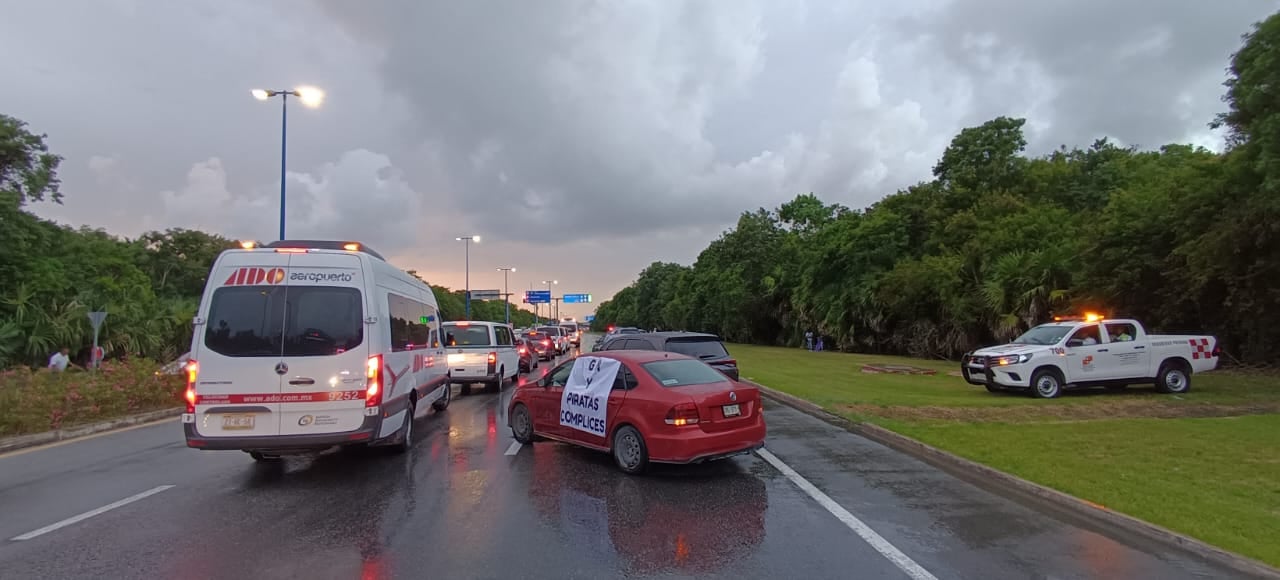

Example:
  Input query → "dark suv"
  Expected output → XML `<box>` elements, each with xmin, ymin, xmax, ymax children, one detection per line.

<box><xmin>593</xmin><ymin>332</ymin><xmax>739</xmax><ymax>381</ymax></box>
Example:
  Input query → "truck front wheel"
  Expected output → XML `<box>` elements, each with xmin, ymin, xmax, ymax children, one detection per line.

<box><xmin>1155</xmin><ymin>361</ymin><xmax>1191</xmax><ymax>394</ymax></box>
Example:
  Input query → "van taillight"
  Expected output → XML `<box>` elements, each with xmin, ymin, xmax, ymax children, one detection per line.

<box><xmin>184</xmin><ymin>360</ymin><xmax>198</xmax><ymax>413</ymax></box>
<box><xmin>664</xmin><ymin>402</ymin><xmax>700</xmax><ymax>426</ymax></box>
<box><xmin>366</xmin><ymin>355</ymin><xmax>383</xmax><ymax>408</ymax></box>
<box><xmin>487</xmin><ymin>352</ymin><xmax>497</xmax><ymax>364</ymax></box>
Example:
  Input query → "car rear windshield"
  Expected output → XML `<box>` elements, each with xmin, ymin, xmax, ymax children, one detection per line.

<box><xmin>203</xmin><ymin>286</ymin><xmax>364</xmax><ymax>357</ymax></box>
<box><xmin>664</xmin><ymin>338</ymin><xmax>729</xmax><ymax>360</ymax></box>
<box><xmin>443</xmin><ymin>325</ymin><xmax>492</xmax><ymax>347</ymax></box>
<box><xmin>642</xmin><ymin>359</ymin><xmax>728</xmax><ymax>387</ymax></box>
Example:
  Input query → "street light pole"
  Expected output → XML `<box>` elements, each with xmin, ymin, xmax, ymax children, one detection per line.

<box><xmin>456</xmin><ymin>236</ymin><xmax>481</xmax><ymax>319</ymax></box>
<box><xmin>497</xmin><ymin>267</ymin><xmax>516</xmax><ymax>324</ymax></box>
<box><xmin>541</xmin><ymin>279</ymin><xmax>557</xmax><ymax>324</ymax></box>
<box><xmin>252</xmin><ymin>86</ymin><xmax>324</xmax><ymax>241</ymax></box>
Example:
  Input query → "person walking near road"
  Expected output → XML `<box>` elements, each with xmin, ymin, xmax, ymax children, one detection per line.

<box><xmin>48</xmin><ymin>347</ymin><xmax>71</xmax><ymax>372</ymax></box>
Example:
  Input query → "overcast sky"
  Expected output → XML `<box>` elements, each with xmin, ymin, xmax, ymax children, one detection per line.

<box><xmin>2</xmin><ymin>0</ymin><xmax>1274</xmax><ymax>320</ymax></box>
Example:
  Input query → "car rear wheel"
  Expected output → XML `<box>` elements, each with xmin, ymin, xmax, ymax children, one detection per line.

<box><xmin>1155</xmin><ymin>362</ymin><xmax>1191</xmax><ymax>394</ymax></box>
<box><xmin>391</xmin><ymin>402</ymin><xmax>415</xmax><ymax>454</ymax></box>
<box><xmin>432</xmin><ymin>383</ymin><xmax>451</xmax><ymax>412</ymax></box>
<box><xmin>510</xmin><ymin>403</ymin><xmax>534</xmax><ymax>444</ymax></box>
<box><xmin>611</xmin><ymin>425</ymin><xmax>650</xmax><ymax>475</ymax></box>
<box><xmin>459</xmin><ymin>382</ymin><xmax>472</xmax><ymax>396</ymax></box>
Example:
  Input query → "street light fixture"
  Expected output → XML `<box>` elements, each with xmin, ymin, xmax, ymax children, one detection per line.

<box><xmin>497</xmin><ymin>267</ymin><xmax>516</xmax><ymax>324</ymax></box>
<box><xmin>251</xmin><ymin>86</ymin><xmax>325</xmax><ymax>241</ymax></box>
<box><xmin>456</xmin><ymin>236</ymin><xmax>481</xmax><ymax>319</ymax></box>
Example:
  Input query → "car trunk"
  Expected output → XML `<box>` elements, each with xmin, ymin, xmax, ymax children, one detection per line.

<box><xmin>193</xmin><ymin>252</ymin><xmax>369</xmax><ymax>439</ymax></box>
<box><xmin>676</xmin><ymin>382</ymin><xmax>761</xmax><ymax>433</ymax></box>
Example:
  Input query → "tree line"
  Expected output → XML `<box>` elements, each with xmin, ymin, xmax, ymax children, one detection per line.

<box><xmin>593</xmin><ymin>12</ymin><xmax>1280</xmax><ymax>364</ymax></box>
<box><xmin>0</xmin><ymin>114</ymin><xmax>536</xmax><ymax>368</ymax></box>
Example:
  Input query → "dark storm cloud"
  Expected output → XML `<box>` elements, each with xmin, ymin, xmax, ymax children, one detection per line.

<box><xmin>910</xmin><ymin>0</ymin><xmax>1279</xmax><ymax>150</ymax></box>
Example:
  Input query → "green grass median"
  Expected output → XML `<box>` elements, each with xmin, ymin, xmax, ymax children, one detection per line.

<box><xmin>730</xmin><ymin>342</ymin><xmax>1280</xmax><ymax>568</ymax></box>
<box><xmin>0</xmin><ymin>360</ymin><xmax>184</xmax><ymax>438</ymax></box>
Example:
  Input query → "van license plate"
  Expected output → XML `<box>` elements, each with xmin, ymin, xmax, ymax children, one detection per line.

<box><xmin>222</xmin><ymin>414</ymin><xmax>255</xmax><ymax>430</ymax></box>
<box><xmin>722</xmin><ymin>404</ymin><xmax>741</xmax><ymax>417</ymax></box>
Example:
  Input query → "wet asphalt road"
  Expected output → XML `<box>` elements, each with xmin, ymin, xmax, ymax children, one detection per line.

<box><xmin>0</xmin><ymin>343</ymin><xmax>1258</xmax><ymax>579</ymax></box>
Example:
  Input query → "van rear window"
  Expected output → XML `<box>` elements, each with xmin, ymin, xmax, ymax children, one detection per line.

<box><xmin>204</xmin><ymin>286</ymin><xmax>364</xmax><ymax>357</ymax></box>
<box><xmin>444</xmin><ymin>325</ymin><xmax>492</xmax><ymax>347</ymax></box>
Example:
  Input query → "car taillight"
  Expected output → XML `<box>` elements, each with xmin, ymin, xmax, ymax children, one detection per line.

<box><xmin>518</xmin><ymin>346</ymin><xmax>527</xmax><ymax>354</ymax></box>
<box><xmin>719</xmin><ymin>358</ymin><xmax>737</xmax><ymax>366</ymax></box>
<box><xmin>366</xmin><ymin>355</ymin><xmax>383</xmax><ymax>408</ymax></box>
<box><xmin>184</xmin><ymin>360</ymin><xmax>198</xmax><ymax>413</ymax></box>
<box><xmin>543</xmin><ymin>340</ymin><xmax>551</xmax><ymax>346</ymax></box>
<box><xmin>664</xmin><ymin>402</ymin><xmax>700</xmax><ymax>426</ymax></box>
<box><xmin>487</xmin><ymin>352</ymin><xmax>498</xmax><ymax>364</ymax></box>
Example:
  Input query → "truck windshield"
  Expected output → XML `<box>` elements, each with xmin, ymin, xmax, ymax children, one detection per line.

<box><xmin>1012</xmin><ymin>325</ymin><xmax>1073</xmax><ymax>346</ymax></box>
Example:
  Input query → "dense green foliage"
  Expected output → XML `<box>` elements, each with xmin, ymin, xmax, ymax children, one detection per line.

<box><xmin>594</xmin><ymin>13</ymin><xmax>1280</xmax><ymax>364</ymax></box>
<box><xmin>0</xmin><ymin>116</ymin><xmax>534</xmax><ymax>368</ymax></box>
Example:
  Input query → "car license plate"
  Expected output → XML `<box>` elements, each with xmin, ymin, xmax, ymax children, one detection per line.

<box><xmin>722</xmin><ymin>404</ymin><xmax>741</xmax><ymax>417</ymax></box>
<box><xmin>222</xmin><ymin>414</ymin><xmax>255</xmax><ymax>430</ymax></box>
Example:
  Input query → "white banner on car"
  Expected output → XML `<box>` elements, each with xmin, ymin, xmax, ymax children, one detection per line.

<box><xmin>559</xmin><ymin>356</ymin><xmax>620</xmax><ymax>437</ymax></box>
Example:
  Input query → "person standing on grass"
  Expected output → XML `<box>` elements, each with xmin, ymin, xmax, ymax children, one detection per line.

<box><xmin>805</xmin><ymin>330</ymin><xmax>814</xmax><ymax>351</ymax></box>
<box><xmin>48</xmin><ymin>347</ymin><xmax>71</xmax><ymax>372</ymax></box>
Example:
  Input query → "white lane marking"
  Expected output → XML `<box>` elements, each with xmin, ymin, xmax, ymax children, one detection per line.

<box><xmin>756</xmin><ymin>449</ymin><xmax>938</xmax><ymax>580</ymax></box>
<box><xmin>11</xmin><ymin>485</ymin><xmax>176</xmax><ymax>541</ymax></box>
<box><xmin>504</xmin><ymin>441</ymin><xmax>523</xmax><ymax>456</ymax></box>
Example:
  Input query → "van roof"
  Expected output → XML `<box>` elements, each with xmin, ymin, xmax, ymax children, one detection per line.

<box><xmin>265</xmin><ymin>240</ymin><xmax>386</xmax><ymax>260</ymax></box>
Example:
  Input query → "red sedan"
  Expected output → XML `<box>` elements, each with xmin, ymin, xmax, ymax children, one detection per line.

<box><xmin>507</xmin><ymin>350</ymin><xmax>766</xmax><ymax>474</ymax></box>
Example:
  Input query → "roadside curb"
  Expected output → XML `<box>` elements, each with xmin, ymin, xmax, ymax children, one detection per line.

<box><xmin>0</xmin><ymin>407</ymin><xmax>183</xmax><ymax>454</ymax></box>
<box><xmin>745</xmin><ymin>379</ymin><xmax>1280</xmax><ymax>580</ymax></box>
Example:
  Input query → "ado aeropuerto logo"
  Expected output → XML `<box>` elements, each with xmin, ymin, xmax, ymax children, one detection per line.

<box><xmin>223</xmin><ymin>267</ymin><xmax>286</xmax><ymax>286</ymax></box>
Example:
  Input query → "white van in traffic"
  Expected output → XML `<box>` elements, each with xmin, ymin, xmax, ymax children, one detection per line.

<box><xmin>440</xmin><ymin>321</ymin><xmax>520</xmax><ymax>395</ymax></box>
<box><xmin>183</xmin><ymin>240</ymin><xmax>451</xmax><ymax>461</ymax></box>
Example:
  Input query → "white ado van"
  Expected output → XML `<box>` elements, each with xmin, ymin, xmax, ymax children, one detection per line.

<box><xmin>440</xmin><ymin>321</ymin><xmax>520</xmax><ymax>395</ymax></box>
<box><xmin>183</xmin><ymin>240</ymin><xmax>451</xmax><ymax>461</ymax></box>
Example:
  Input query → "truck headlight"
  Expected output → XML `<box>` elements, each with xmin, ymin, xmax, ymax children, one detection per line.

<box><xmin>994</xmin><ymin>353</ymin><xmax>1033</xmax><ymax>366</ymax></box>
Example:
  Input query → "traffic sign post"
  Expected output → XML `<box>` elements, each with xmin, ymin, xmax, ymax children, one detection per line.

<box><xmin>562</xmin><ymin>293</ymin><xmax>592</xmax><ymax>304</ymax></box>
<box><xmin>87</xmin><ymin>311</ymin><xmax>108</xmax><ymax>370</ymax></box>
<box><xmin>584</xmin><ymin>315</ymin><xmax>595</xmax><ymax>323</ymax></box>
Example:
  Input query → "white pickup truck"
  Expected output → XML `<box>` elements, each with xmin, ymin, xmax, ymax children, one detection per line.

<box><xmin>962</xmin><ymin>317</ymin><xmax>1220</xmax><ymax>398</ymax></box>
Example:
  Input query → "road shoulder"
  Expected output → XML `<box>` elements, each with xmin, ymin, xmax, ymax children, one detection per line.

<box><xmin>747</xmin><ymin>379</ymin><xmax>1280</xmax><ymax>580</ymax></box>
<box><xmin>0</xmin><ymin>407</ymin><xmax>183</xmax><ymax>455</ymax></box>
